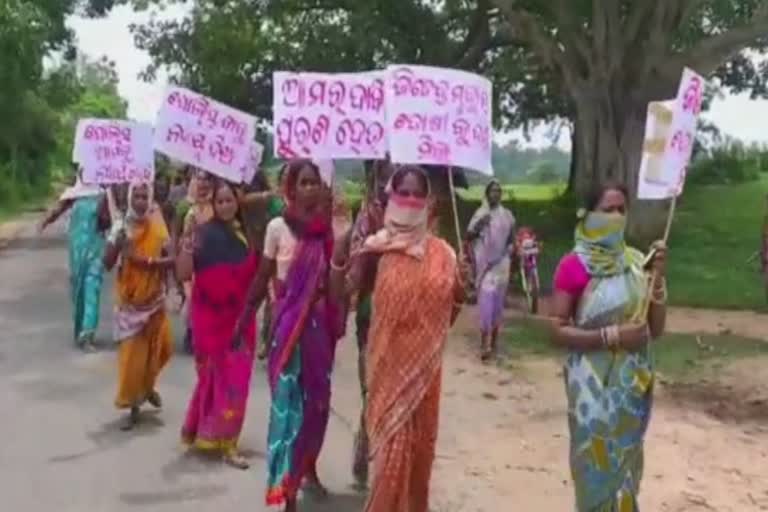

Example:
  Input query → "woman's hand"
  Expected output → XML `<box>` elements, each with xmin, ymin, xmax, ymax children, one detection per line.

<box><xmin>332</xmin><ymin>228</ymin><xmax>352</xmax><ymax>268</ymax></box>
<box><xmin>650</xmin><ymin>240</ymin><xmax>667</xmax><ymax>276</ymax></box>
<box><xmin>619</xmin><ymin>323</ymin><xmax>651</xmax><ymax>352</ymax></box>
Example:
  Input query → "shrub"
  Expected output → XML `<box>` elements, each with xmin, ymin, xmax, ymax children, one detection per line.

<box><xmin>689</xmin><ymin>141</ymin><xmax>762</xmax><ymax>185</ymax></box>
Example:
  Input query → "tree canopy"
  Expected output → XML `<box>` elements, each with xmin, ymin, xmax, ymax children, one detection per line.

<box><xmin>0</xmin><ymin>0</ymin><xmax>127</xmax><ymax>204</ymax></box>
<box><xmin>89</xmin><ymin>3</ymin><xmax>768</xmax><ymax>211</ymax></box>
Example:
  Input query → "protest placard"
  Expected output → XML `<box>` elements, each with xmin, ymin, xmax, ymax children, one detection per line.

<box><xmin>73</xmin><ymin>119</ymin><xmax>154</xmax><ymax>184</ymax></box>
<box><xmin>240</xmin><ymin>141</ymin><xmax>265</xmax><ymax>185</ymax></box>
<box><xmin>273</xmin><ymin>71</ymin><xmax>387</xmax><ymax>160</ymax></box>
<box><xmin>638</xmin><ymin>68</ymin><xmax>704</xmax><ymax>200</ymax></box>
<box><xmin>154</xmin><ymin>86</ymin><xmax>256</xmax><ymax>182</ymax></box>
<box><xmin>384</xmin><ymin>65</ymin><xmax>493</xmax><ymax>175</ymax></box>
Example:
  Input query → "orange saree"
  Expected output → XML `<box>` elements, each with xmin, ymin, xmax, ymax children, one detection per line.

<box><xmin>365</xmin><ymin>236</ymin><xmax>457</xmax><ymax>512</ymax></box>
<box><xmin>114</xmin><ymin>211</ymin><xmax>173</xmax><ymax>409</ymax></box>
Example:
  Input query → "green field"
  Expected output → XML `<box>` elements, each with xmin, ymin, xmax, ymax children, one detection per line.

<box><xmin>452</xmin><ymin>179</ymin><xmax>768</xmax><ymax>310</ymax></box>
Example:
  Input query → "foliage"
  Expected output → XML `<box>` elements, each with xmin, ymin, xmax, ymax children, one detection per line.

<box><xmin>689</xmin><ymin>140</ymin><xmax>768</xmax><ymax>185</ymax></box>
<box><xmin>0</xmin><ymin>0</ymin><xmax>127</xmax><ymax>209</ymax></box>
<box><xmin>91</xmin><ymin>1</ymin><xmax>768</xmax><ymax>197</ymax></box>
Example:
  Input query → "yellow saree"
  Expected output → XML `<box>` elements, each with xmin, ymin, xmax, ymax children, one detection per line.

<box><xmin>114</xmin><ymin>211</ymin><xmax>173</xmax><ymax>409</ymax></box>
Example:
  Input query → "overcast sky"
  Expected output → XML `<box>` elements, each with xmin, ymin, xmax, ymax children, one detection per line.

<box><xmin>67</xmin><ymin>4</ymin><xmax>768</xmax><ymax>150</ymax></box>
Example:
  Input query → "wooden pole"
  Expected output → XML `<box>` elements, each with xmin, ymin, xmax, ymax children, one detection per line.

<box><xmin>447</xmin><ymin>167</ymin><xmax>464</xmax><ymax>260</ymax></box>
<box><xmin>638</xmin><ymin>195</ymin><xmax>677</xmax><ymax>321</ymax></box>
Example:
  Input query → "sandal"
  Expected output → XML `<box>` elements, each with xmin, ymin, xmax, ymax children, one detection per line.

<box><xmin>224</xmin><ymin>452</ymin><xmax>250</xmax><ymax>470</ymax></box>
<box><xmin>121</xmin><ymin>406</ymin><xmax>140</xmax><ymax>431</ymax></box>
<box><xmin>147</xmin><ymin>390</ymin><xmax>162</xmax><ymax>409</ymax></box>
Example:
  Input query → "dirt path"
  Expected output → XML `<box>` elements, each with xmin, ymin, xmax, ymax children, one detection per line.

<box><xmin>431</xmin><ymin>312</ymin><xmax>768</xmax><ymax>512</ymax></box>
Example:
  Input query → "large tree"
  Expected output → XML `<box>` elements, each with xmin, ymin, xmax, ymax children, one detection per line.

<box><xmin>99</xmin><ymin>1</ymin><xmax>768</xmax><ymax>231</ymax></box>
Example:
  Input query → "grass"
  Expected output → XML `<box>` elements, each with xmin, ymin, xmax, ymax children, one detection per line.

<box><xmin>450</xmin><ymin>178</ymin><xmax>768</xmax><ymax>309</ymax></box>
<box><xmin>503</xmin><ymin>318</ymin><xmax>768</xmax><ymax>379</ymax></box>
<box><xmin>0</xmin><ymin>194</ymin><xmax>50</xmax><ymax>223</ymax></box>
<box><xmin>665</xmin><ymin>179</ymin><xmax>768</xmax><ymax>310</ymax></box>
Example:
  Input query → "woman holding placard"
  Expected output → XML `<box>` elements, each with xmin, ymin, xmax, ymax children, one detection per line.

<box><xmin>330</xmin><ymin>165</ymin><xmax>468</xmax><ymax>512</ymax></box>
<box><xmin>465</xmin><ymin>179</ymin><xmax>515</xmax><ymax>362</ymax></box>
<box><xmin>234</xmin><ymin>159</ymin><xmax>344</xmax><ymax>510</ymax></box>
<box><xmin>550</xmin><ymin>183</ymin><xmax>668</xmax><ymax>512</ymax></box>
<box><xmin>177</xmin><ymin>178</ymin><xmax>258</xmax><ymax>469</ymax></box>
<box><xmin>103</xmin><ymin>182</ymin><xmax>174</xmax><ymax>430</ymax></box>
<box><xmin>40</xmin><ymin>166</ymin><xmax>110</xmax><ymax>352</ymax></box>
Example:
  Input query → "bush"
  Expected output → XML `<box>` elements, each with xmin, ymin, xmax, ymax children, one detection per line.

<box><xmin>689</xmin><ymin>141</ymin><xmax>764</xmax><ymax>185</ymax></box>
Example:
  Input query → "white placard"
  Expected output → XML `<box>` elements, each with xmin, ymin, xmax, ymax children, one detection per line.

<box><xmin>385</xmin><ymin>65</ymin><xmax>493</xmax><ymax>175</ymax></box>
<box><xmin>240</xmin><ymin>141</ymin><xmax>265</xmax><ymax>184</ymax></box>
<box><xmin>638</xmin><ymin>68</ymin><xmax>704</xmax><ymax>199</ymax></box>
<box><xmin>273</xmin><ymin>71</ymin><xmax>387</xmax><ymax>160</ymax></box>
<box><xmin>154</xmin><ymin>86</ymin><xmax>256</xmax><ymax>182</ymax></box>
<box><xmin>73</xmin><ymin>119</ymin><xmax>154</xmax><ymax>184</ymax></box>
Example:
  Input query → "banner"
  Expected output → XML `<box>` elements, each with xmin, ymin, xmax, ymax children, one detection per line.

<box><xmin>638</xmin><ymin>67</ymin><xmax>704</xmax><ymax>199</ymax></box>
<box><xmin>384</xmin><ymin>65</ymin><xmax>493</xmax><ymax>175</ymax></box>
<box><xmin>273</xmin><ymin>71</ymin><xmax>387</xmax><ymax>160</ymax></box>
<box><xmin>73</xmin><ymin>119</ymin><xmax>154</xmax><ymax>184</ymax></box>
<box><xmin>154</xmin><ymin>86</ymin><xmax>256</xmax><ymax>182</ymax></box>
<box><xmin>240</xmin><ymin>141</ymin><xmax>265</xmax><ymax>185</ymax></box>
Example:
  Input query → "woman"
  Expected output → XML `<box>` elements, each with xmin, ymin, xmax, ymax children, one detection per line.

<box><xmin>550</xmin><ymin>183</ymin><xmax>667</xmax><ymax>511</ymax></box>
<box><xmin>177</xmin><ymin>170</ymin><xmax>214</xmax><ymax>353</ymax></box>
<box><xmin>40</xmin><ymin>168</ymin><xmax>109</xmax><ymax>351</ymax></box>
<box><xmin>238</xmin><ymin>168</ymin><xmax>286</xmax><ymax>361</ymax></box>
<box><xmin>177</xmin><ymin>179</ymin><xmax>259</xmax><ymax>469</ymax></box>
<box><xmin>331</xmin><ymin>165</ymin><xmax>466</xmax><ymax>512</ymax></box>
<box><xmin>235</xmin><ymin>159</ymin><xmax>343</xmax><ymax>511</ymax></box>
<box><xmin>104</xmin><ymin>183</ymin><xmax>174</xmax><ymax>431</ymax></box>
<box><xmin>346</xmin><ymin>158</ymin><xmax>393</xmax><ymax>488</ymax></box>
<box><xmin>466</xmin><ymin>179</ymin><xmax>515</xmax><ymax>361</ymax></box>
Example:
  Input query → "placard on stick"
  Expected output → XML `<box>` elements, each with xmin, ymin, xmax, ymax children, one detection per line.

<box><xmin>272</xmin><ymin>71</ymin><xmax>387</xmax><ymax>160</ymax></box>
<box><xmin>154</xmin><ymin>86</ymin><xmax>256</xmax><ymax>183</ymax></box>
<box><xmin>638</xmin><ymin>68</ymin><xmax>704</xmax><ymax>200</ymax></box>
<box><xmin>384</xmin><ymin>64</ymin><xmax>493</xmax><ymax>176</ymax></box>
<box><xmin>73</xmin><ymin>119</ymin><xmax>155</xmax><ymax>184</ymax></box>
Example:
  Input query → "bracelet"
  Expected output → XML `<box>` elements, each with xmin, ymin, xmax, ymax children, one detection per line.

<box><xmin>600</xmin><ymin>325</ymin><xmax>620</xmax><ymax>350</ymax></box>
<box><xmin>330</xmin><ymin>259</ymin><xmax>349</xmax><ymax>272</ymax></box>
<box><xmin>651</xmin><ymin>278</ymin><xmax>668</xmax><ymax>305</ymax></box>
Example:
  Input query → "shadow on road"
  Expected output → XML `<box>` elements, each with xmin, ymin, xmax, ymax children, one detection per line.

<box><xmin>299</xmin><ymin>491</ymin><xmax>366</xmax><ymax>512</ymax></box>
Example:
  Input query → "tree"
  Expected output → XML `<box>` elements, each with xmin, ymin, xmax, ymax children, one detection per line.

<box><xmin>99</xmin><ymin>1</ymin><xmax>768</xmax><ymax>233</ymax></box>
<box><xmin>0</xmin><ymin>0</ymin><xmax>127</xmax><ymax>202</ymax></box>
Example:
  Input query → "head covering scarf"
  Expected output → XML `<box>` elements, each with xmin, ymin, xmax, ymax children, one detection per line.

<box><xmin>573</xmin><ymin>210</ymin><xmax>628</xmax><ymax>277</ymax></box>
<box><xmin>362</xmin><ymin>166</ymin><xmax>431</xmax><ymax>259</ymax></box>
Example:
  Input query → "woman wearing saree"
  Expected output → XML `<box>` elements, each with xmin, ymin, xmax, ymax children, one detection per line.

<box><xmin>104</xmin><ymin>183</ymin><xmax>174</xmax><ymax>430</ymax></box>
<box><xmin>178</xmin><ymin>170</ymin><xmax>214</xmax><ymax>353</ymax></box>
<box><xmin>550</xmin><ymin>183</ymin><xmax>668</xmax><ymax>511</ymax></box>
<box><xmin>235</xmin><ymin>159</ymin><xmax>343</xmax><ymax>512</ymax></box>
<box><xmin>40</xmin><ymin>170</ymin><xmax>109</xmax><ymax>351</ymax></box>
<box><xmin>177</xmin><ymin>179</ymin><xmax>259</xmax><ymax>470</ymax></box>
<box><xmin>466</xmin><ymin>179</ymin><xmax>515</xmax><ymax>361</ymax></box>
<box><xmin>331</xmin><ymin>165</ymin><xmax>467</xmax><ymax>512</ymax></box>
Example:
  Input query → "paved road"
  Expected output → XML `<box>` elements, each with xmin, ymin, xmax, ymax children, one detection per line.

<box><xmin>0</xmin><ymin>222</ymin><xmax>366</xmax><ymax>512</ymax></box>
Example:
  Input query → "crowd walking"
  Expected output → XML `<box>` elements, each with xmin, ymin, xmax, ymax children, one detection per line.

<box><xmin>35</xmin><ymin>155</ymin><xmax>670</xmax><ymax>512</ymax></box>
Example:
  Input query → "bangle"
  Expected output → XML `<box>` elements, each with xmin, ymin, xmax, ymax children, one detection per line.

<box><xmin>651</xmin><ymin>278</ymin><xmax>668</xmax><ymax>305</ymax></box>
<box><xmin>607</xmin><ymin>325</ymin><xmax>620</xmax><ymax>349</ymax></box>
<box><xmin>330</xmin><ymin>259</ymin><xmax>348</xmax><ymax>272</ymax></box>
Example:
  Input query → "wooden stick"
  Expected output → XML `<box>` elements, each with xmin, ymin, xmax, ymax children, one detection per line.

<box><xmin>638</xmin><ymin>195</ymin><xmax>677</xmax><ymax>321</ymax></box>
<box><xmin>447</xmin><ymin>167</ymin><xmax>464</xmax><ymax>260</ymax></box>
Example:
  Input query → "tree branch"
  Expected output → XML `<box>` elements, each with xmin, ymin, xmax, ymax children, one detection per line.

<box><xmin>455</xmin><ymin>0</ymin><xmax>496</xmax><ymax>69</ymax></box>
<box><xmin>683</xmin><ymin>4</ymin><xmax>768</xmax><ymax>75</ymax></box>
<box><xmin>492</xmin><ymin>0</ymin><xmax>584</xmax><ymax>89</ymax></box>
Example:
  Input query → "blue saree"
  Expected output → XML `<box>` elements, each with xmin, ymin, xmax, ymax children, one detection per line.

<box><xmin>68</xmin><ymin>196</ymin><xmax>105</xmax><ymax>346</ymax></box>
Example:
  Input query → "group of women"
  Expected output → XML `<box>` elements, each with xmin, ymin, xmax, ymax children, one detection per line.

<box><xmin>40</xmin><ymin>157</ymin><xmax>669</xmax><ymax>512</ymax></box>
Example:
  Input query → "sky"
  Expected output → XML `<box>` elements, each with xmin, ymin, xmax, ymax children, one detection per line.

<box><xmin>67</xmin><ymin>4</ymin><xmax>768</xmax><ymax>150</ymax></box>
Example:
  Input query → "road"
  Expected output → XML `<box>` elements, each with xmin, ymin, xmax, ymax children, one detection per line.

<box><xmin>0</xmin><ymin>221</ymin><xmax>367</xmax><ymax>512</ymax></box>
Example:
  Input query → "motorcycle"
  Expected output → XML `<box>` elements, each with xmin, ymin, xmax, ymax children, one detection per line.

<box><xmin>514</xmin><ymin>227</ymin><xmax>541</xmax><ymax>314</ymax></box>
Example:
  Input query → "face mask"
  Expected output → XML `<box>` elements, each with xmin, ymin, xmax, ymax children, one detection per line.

<box><xmin>583</xmin><ymin>211</ymin><xmax>627</xmax><ymax>245</ymax></box>
<box><xmin>385</xmin><ymin>193</ymin><xmax>428</xmax><ymax>229</ymax></box>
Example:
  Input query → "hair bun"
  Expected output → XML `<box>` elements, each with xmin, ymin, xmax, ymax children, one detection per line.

<box><xmin>576</xmin><ymin>208</ymin><xmax>587</xmax><ymax>219</ymax></box>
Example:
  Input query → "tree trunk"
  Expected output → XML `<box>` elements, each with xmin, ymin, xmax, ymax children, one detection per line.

<box><xmin>569</xmin><ymin>86</ymin><xmax>671</xmax><ymax>245</ymax></box>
